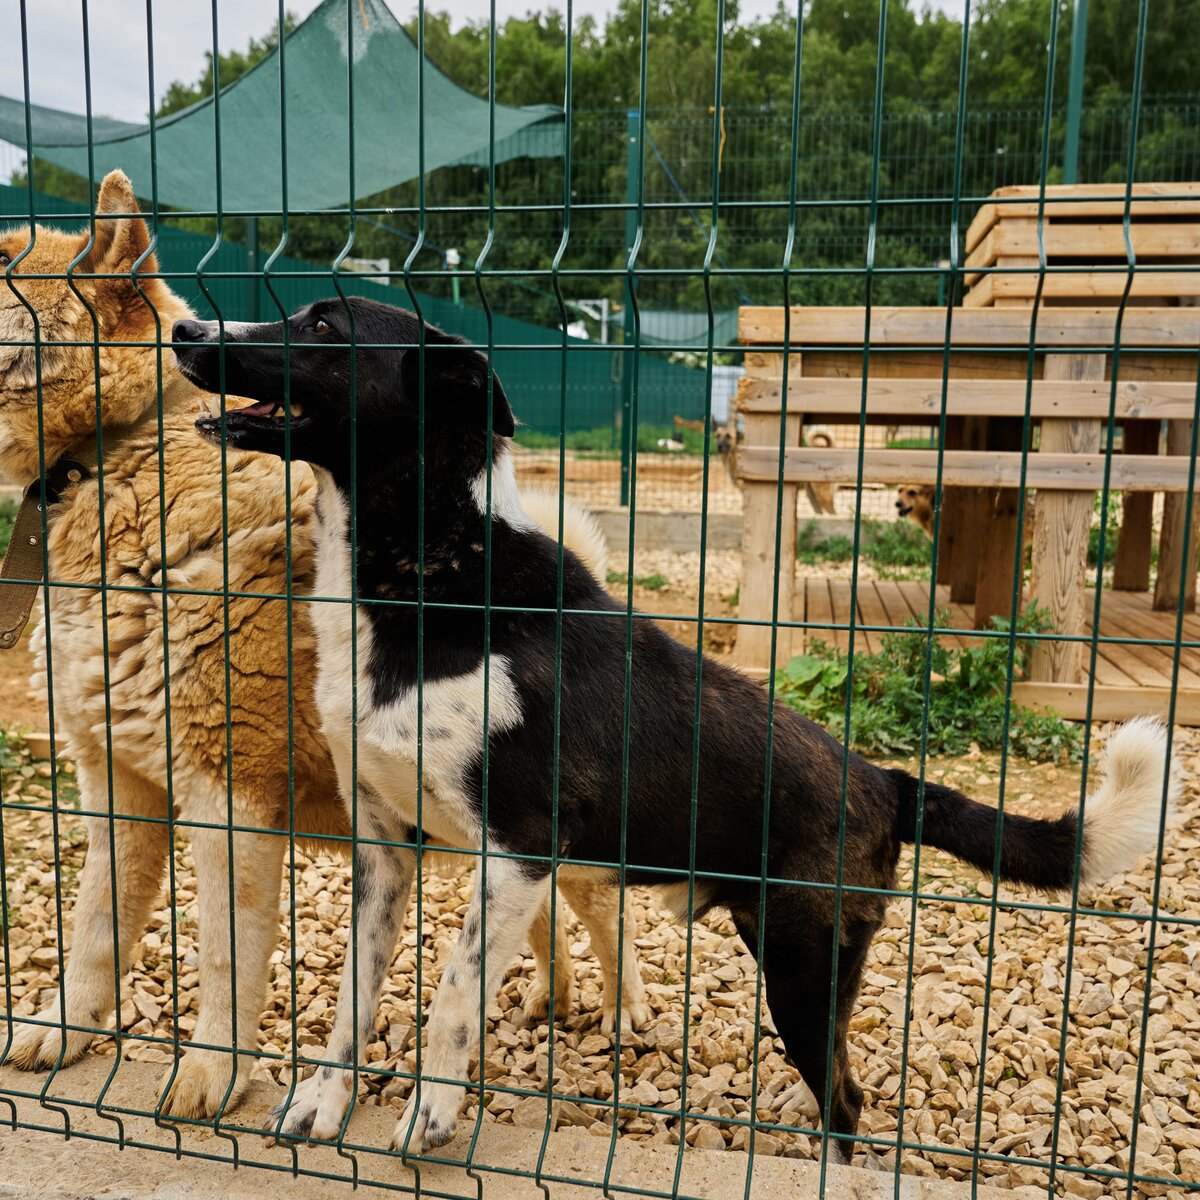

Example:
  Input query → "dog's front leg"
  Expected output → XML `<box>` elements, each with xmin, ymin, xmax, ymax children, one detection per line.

<box><xmin>5</xmin><ymin>760</ymin><xmax>168</xmax><ymax>1072</ymax></box>
<box><xmin>265</xmin><ymin>792</ymin><xmax>417</xmax><ymax>1143</ymax></box>
<box><xmin>160</xmin><ymin>786</ymin><xmax>287</xmax><ymax>1121</ymax></box>
<box><xmin>395</xmin><ymin>852</ymin><xmax>549</xmax><ymax>1154</ymax></box>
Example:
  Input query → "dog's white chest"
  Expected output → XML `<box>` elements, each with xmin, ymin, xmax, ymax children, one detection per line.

<box><xmin>309</xmin><ymin>474</ymin><xmax>523</xmax><ymax>846</ymax></box>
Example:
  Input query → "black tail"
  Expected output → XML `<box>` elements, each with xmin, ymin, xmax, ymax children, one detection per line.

<box><xmin>889</xmin><ymin>769</ymin><xmax>1079</xmax><ymax>889</ymax></box>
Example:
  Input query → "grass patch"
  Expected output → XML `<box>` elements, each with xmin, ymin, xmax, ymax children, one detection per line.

<box><xmin>512</xmin><ymin>424</ymin><xmax>712</xmax><ymax>459</ymax></box>
<box><xmin>797</xmin><ymin>518</ymin><xmax>931</xmax><ymax>574</ymax></box>
<box><xmin>0</xmin><ymin>498</ymin><xmax>17</xmax><ymax>558</ymax></box>
<box><xmin>774</xmin><ymin>605</ymin><xmax>1081</xmax><ymax>763</ymax></box>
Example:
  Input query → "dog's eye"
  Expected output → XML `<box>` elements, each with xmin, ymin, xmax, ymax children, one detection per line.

<box><xmin>313</xmin><ymin>317</ymin><xmax>331</xmax><ymax>334</ymax></box>
<box><xmin>0</xmin><ymin>251</ymin><xmax>11</xmax><ymax>268</ymax></box>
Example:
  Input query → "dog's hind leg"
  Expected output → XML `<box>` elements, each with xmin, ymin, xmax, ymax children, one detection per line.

<box><xmin>521</xmin><ymin>891</ymin><xmax>575</xmax><ymax>1026</ymax></box>
<box><xmin>5</xmin><ymin>759</ymin><xmax>168</xmax><ymax>1072</ymax></box>
<box><xmin>558</xmin><ymin>872</ymin><xmax>650</xmax><ymax>1035</ymax></box>
<box><xmin>265</xmin><ymin>790</ymin><xmax>417</xmax><ymax>1143</ymax></box>
<box><xmin>395</xmin><ymin>852</ymin><xmax>549</xmax><ymax>1154</ymax></box>
<box><xmin>734</xmin><ymin>905</ymin><xmax>873</xmax><ymax>1166</ymax></box>
<box><xmin>160</xmin><ymin>780</ymin><xmax>288</xmax><ymax>1121</ymax></box>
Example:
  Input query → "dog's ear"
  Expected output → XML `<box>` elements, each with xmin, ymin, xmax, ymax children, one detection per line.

<box><xmin>404</xmin><ymin>338</ymin><xmax>515</xmax><ymax>438</ymax></box>
<box><xmin>78</xmin><ymin>170</ymin><xmax>158</xmax><ymax>278</ymax></box>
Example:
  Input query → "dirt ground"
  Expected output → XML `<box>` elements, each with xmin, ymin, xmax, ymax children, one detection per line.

<box><xmin>1</xmin><ymin>570</ymin><xmax>1197</xmax><ymax>1196</ymax></box>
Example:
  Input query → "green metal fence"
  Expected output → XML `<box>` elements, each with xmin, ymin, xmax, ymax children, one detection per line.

<box><xmin>0</xmin><ymin>1</ymin><xmax>1194</xmax><ymax>1198</ymax></box>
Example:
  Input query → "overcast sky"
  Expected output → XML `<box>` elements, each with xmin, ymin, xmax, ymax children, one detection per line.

<box><xmin>0</xmin><ymin>0</ymin><xmax>964</xmax><ymax>123</ymax></box>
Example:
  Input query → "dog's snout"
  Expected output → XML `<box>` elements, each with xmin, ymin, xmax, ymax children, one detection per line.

<box><xmin>172</xmin><ymin>319</ymin><xmax>209</xmax><ymax>344</ymax></box>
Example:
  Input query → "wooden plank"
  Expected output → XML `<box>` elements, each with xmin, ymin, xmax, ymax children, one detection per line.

<box><xmin>967</xmin><ymin>222</ymin><xmax>1200</xmax><ymax>268</ymax></box>
<box><xmin>973</xmin><ymin>419</ymin><xmax>1025</xmax><ymax>631</ymax></box>
<box><xmin>1113</xmin><ymin>420</ymin><xmax>1159</xmax><ymax>592</ymax></box>
<box><xmin>734</xmin><ymin>380</ymin><xmax>801</xmax><ymax>672</ymax></box>
<box><xmin>738</xmin><ymin>376</ymin><xmax>1198</xmax><ymax>420</ymax></box>
<box><xmin>736</xmin><ymin>448</ymin><xmax>1196</xmax><ymax>491</ymax></box>
<box><xmin>990</xmin><ymin>271</ymin><xmax>1200</xmax><ymax>302</ymax></box>
<box><xmin>738</xmin><ymin>306</ymin><xmax>1200</xmax><ymax>349</ymax></box>
<box><xmin>1088</xmin><ymin>603</ymin><xmax>1200</xmax><ymax>688</ymax></box>
<box><xmin>1153</xmin><ymin>420</ymin><xmax>1200</xmax><ymax>615</ymax></box>
<box><xmin>1028</xmin><ymin>354</ymin><xmax>1104</xmax><ymax>683</ymax></box>
<box><xmin>805</xmin><ymin>576</ymin><xmax>835</xmax><ymax>653</ymax></box>
<box><xmin>827</xmin><ymin>579</ymin><xmax>853</xmax><ymax>651</ymax></box>
<box><xmin>1011</xmin><ymin>682</ymin><xmax>1200</xmax><ymax>725</ymax></box>
<box><xmin>1104</xmin><ymin>585</ymin><xmax>1200</xmax><ymax>644</ymax></box>
<box><xmin>943</xmin><ymin>416</ymin><xmax>986</xmax><ymax>603</ymax></box>
<box><xmin>964</xmin><ymin>184</ymin><xmax>1200</xmax><ymax>252</ymax></box>
<box><xmin>897</xmin><ymin>579</ymin><xmax>982</xmax><ymax>650</ymax></box>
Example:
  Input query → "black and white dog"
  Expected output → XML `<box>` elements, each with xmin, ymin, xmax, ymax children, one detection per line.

<box><xmin>174</xmin><ymin>298</ymin><xmax>1172</xmax><ymax>1162</ymax></box>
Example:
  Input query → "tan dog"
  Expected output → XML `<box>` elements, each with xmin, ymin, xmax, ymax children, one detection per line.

<box><xmin>0</xmin><ymin>171</ymin><xmax>647</xmax><ymax>1120</ymax></box>
<box><xmin>895</xmin><ymin>484</ymin><xmax>936</xmax><ymax>539</ymax></box>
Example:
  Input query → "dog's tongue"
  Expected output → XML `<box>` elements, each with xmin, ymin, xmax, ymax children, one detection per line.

<box><xmin>233</xmin><ymin>400</ymin><xmax>278</xmax><ymax>418</ymax></box>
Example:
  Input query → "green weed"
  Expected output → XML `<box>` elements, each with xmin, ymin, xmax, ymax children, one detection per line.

<box><xmin>774</xmin><ymin>606</ymin><xmax>1082</xmax><ymax>764</ymax></box>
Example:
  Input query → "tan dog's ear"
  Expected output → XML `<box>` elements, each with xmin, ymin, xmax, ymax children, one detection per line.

<box><xmin>78</xmin><ymin>170</ymin><xmax>157</xmax><ymax>277</ymax></box>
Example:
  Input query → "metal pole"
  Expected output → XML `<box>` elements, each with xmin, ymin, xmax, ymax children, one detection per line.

<box><xmin>245</xmin><ymin>214</ymin><xmax>260</xmax><ymax>321</ymax></box>
<box><xmin>620</xmin><ymin>108</ymin><xmax>639</xmax><ymax>506</ymax></box>
<box><xmin>1063</xmin><ymin>0</ymin><xmax>1089</xmax><ymax>185</ymax></box>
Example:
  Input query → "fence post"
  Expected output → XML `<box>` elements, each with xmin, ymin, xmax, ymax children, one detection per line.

<box><xmin>245</xmin><ymin>215</ymin><xmax>260</xmax><ymax>323</ymax></box>
<box><xmin>1063</xmin><ymin>0</ymin><xmax>1089</xmax><ymax>185</ymax></box>
<box><xmin>620</xmin><ymin>109</ymin><xmax>640</xmax><ymax>507</ymax></box>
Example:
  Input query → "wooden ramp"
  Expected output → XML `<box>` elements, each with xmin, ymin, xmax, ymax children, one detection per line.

<box><xmin>799</xmin><ymin>577</ymin><xmax>1200</xmax><ymax>724</ymax></box>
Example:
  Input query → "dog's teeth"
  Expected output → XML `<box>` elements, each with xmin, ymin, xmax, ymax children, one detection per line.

<box><xmin>289</xmin><ymin>404</ymin><xmax>303</xmax><ymax>419</ymax></box>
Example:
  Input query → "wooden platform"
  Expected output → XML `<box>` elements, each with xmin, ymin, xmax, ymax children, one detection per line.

<box><xmin>799</xmin><ymin>577</ymin><xmax>1200</xmax><ymax>724</ymax></box>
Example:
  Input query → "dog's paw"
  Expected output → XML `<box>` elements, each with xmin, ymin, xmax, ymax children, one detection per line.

<box><xmin>3</xmin><ymin>1004</ymin><xmax>95</xmax><ymax>1071</ymax></box>
<box><xmin>599</xmin><ymin>986</ymin><xmax>651</xmax><ymax>1037</ymax></box>
<box><xmin>392</xmin><ymin>1081</ymin><xmax>464</xmax><ymax>1154</ymax></box>
<box><xmin>159</xmin><ymin>1049</ymin><xmax>247</xmax><ymax>1121</ymax></box>
<box><xmin>263</xmin><ymin>1065</ymin><xmax>355</xmax><ymax>1144</ymax></box>
<box><xmin>521</xmin><ymin>971</ymin><xmax>574</xmax><ymax>1026</ymax></box>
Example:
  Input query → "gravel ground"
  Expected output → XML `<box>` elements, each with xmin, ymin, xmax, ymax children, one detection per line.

<box><xmin>1</xmin><ymin>724</ymin><xmax>1196</xmax><ymax>1197</ymax></box>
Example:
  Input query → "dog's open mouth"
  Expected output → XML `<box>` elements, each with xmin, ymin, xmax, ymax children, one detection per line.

<box><xmin>896</xmin><ymin>503</ymin><xmax>912</xmax><ymax>515</ymax></box>
<box><xmin>195</xmin><ymin>399</ymin><xmax>310</xmax><ymax>448</ymax></box>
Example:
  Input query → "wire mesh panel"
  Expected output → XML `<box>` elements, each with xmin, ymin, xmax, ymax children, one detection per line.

<box><xmin>0</xmin><ymin>2</ymin><xmax>1195</xmax><ymax>1198</ymax></box>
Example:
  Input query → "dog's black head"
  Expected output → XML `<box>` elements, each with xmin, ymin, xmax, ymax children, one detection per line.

<box><xmin>175</xmin><ymin>297</ymin><xmax>513</xmax><ymax>475</ymax></box>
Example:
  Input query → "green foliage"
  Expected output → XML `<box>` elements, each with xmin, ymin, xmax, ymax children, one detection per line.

<box><xmin>774</xmin><ymin>606</ymin><xmax>1082</xmax><ymax>763</ymax></box>
<box><xmin>637</xmin><ymin>572</ymin><xmax>669</xmax><ymax>591</ymax></box>
<box><xmin>0</xmin><ymin>498</ymin><xmax>16</xmax><ymax>558</ymax></box>
<box><xmin>1088</xmin><ymin>491</ymin><xmax>1122</xmax><ymax>570</ymax></box>
<box><xmin>14</xmin><ymin>2</ymin><xmax>1200</xmax><ymax>327</ymax></box>
<box><xmin>796</xmin><ymin>518</ymin><xmax>930</xmax><ymax>572</ymax></box>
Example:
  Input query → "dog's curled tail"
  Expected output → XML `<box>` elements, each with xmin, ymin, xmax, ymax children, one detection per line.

<box><xmin>889</xmin><ymin>717</ymin><xmax>1174</xmax><ymax>890</ymax></box>
<box><xmin>521</xmin><ymin>490</ymin><xmax>609</xmax><ymax>583</ymax></box>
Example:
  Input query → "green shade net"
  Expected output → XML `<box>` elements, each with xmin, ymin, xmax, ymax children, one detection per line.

<box><xmin>0</xmin><ymin>0</ymin><xmax>562</xmax><ymax>213</ymax></box>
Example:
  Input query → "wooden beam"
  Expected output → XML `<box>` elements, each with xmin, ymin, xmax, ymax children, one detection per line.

<box><xmin>736</xmin><ymin>448</ymin><xmax>1196</xmax><ymax>491</ymax></box>
<box><xmin>964</xmin><ymin>183</ymin><xmax>1200</xmax><ymax>252</ymax></box>
<box><xmin>1113</xmin><ymin>420</ymin><xmax>1160</xmax><ymax>592</ymax></box>
<box><xmin>1012</xmin><ymin>682</ymin><xmax>1200</xmax><ymax>724</ymax></box>
<box><xmin>989</xmin><ymin>271</ymin><xmax>1200</xmax><ymax>302</ymax></box>
<box><xmin>738</xmin><ymin>306</ymin><xmax>1200</xmax><ymax>349</ymax></box>
<box><xmin>737</xmin><ymin>376</ymin><xmax>1198</xmax><ymax>421</ymax></box>
<box><xmin>1029</xmin><ymin>354</ymin><xmax>1104</xmax><ymax>683</ymax></box>
<box><xmin>734</xmin><ymin>368</ymin><xmax>801</xmax><ymax>674</ymax></box>
<box><xmin>940</xmin><ymin>417</ymin><xmax>986</xmax><ymax>605</ymax></box>
<box><xmin>967</xmin><ymin>222</ymin><xmax>1200</xmax><ymax>269</ymax></box>
<box><xmin>1153</xmin><ymin>420</ymin><xmax>1200</xmax><ymax>614</ymax></box>
<box><xmin>973</xmin><ymin>419</ymin><xmax>1025</xmax><ymax>632</ymax></box>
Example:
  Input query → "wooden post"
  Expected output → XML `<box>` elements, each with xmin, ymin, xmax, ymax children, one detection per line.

<box><xmin>734</xmin><ymin>353</ymin><xmax>802</xmax><ymax>672</ymax></box>
<box><xmin>1112</xmin><ymin>419</ymin><xmax>1159</xmax><ymax>592</ymax></box>
<box><xmin>940</xmin><ymin>416</ymin><xmax>987</xmax><ymax>603</ymax></box>
<box><xmin>1029</xmin><ymin>354</ymin><xmax>1104</xmax><ymax>683</ymax></box>
<box><xmin>1152</xmin><ymin>418</ymin><xmax>1200</xmax><ymax>613</ymax></box>
<box><xmin>972</xmin><ymin>417</ymin><xmax>1025</xmax><ymax>630</ymax></box>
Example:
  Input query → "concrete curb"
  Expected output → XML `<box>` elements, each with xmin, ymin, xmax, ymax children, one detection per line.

<box><xmin>0</xmin><ymin>1058</ymin><xmax>1025</xmax><ymax>1199</ymax></box>
<box><xmin>590</xmin><ymin>509</ymin><xmax>865</xmax><ymax>555</ymax></box>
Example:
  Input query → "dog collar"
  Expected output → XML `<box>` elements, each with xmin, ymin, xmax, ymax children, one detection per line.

<box><xmin>0</xmin><ymin>456</ymin><xmax>93</xmax><ymax>650</ymax></box>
